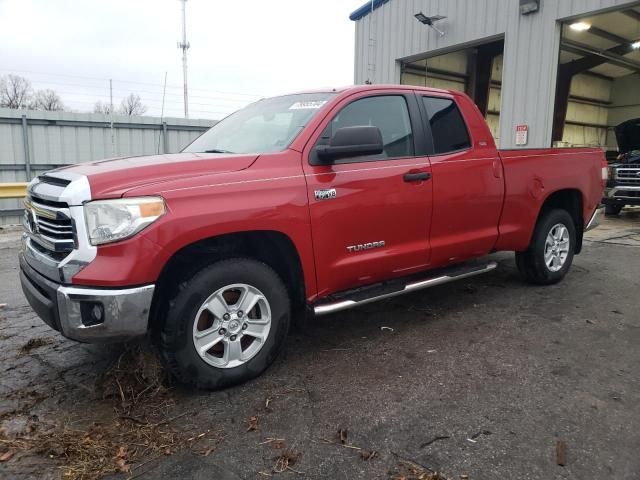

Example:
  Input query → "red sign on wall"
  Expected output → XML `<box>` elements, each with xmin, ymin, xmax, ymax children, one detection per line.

<box><xmin>515</xmin><ymin>124</ymin><xmax>529</xmax><ymax>146</ymax></box>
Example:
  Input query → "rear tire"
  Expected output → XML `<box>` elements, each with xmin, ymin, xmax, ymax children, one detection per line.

<box><xmin>515</xmin><ymin>209</ymin><xmax>576</xmax><ymax>285</ymax></box>
<box><xmin>605</xmin><ymin>204</ymin><xmax>623</xmax><ymax>216</ymax></box>
<box><xmin>157</xmin><ymin>258</ymin><xmax>290</xmax><ymax>390</ymax></box>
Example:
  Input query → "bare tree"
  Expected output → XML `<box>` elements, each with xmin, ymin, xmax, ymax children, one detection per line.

<box><xmin>30</xmin><ymin>89</ymin><xmax>65</xmax><ymax>111</ymax></box>
<box><xmin>93</xmin><ymin>101</ymin><xmax>114</xmax><ymax>115</ymax></box>
<box><xmin>119</xmin><ymin>93</ymin><xmax>147</xmax><ymax>116</ymax></box>
<box><xmin>0</xmin><ymin>74</ymin><xmax>33</xmax><ymax>109</ymax></box>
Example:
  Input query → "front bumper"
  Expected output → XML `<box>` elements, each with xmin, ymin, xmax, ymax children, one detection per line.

<box><xmin>20</xmin><ymin>254</ymin><xmax>155</xmax><ymax>343</ymax></box>
<box><xmin>603</xmin><ymin>186</ymin><xmax>640</xmax><ymax>205</ymax></box>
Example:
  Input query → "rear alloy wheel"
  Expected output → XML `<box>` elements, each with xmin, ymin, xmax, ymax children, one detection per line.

<box><xmin>158</xmin><ymin>258</ymin><xmax>290</xmax><ymax>389</ymax></box>
<box><xmin>543</xmin><ymin>223</ymin><xmax>571</xmax><ymax>273</ymax></box>
<box><xmin>516</xmin><ymin>209</ymin><xmax>576</xmax><ymax>285</ymax></box>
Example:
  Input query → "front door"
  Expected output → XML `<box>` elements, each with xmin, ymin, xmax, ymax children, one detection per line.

<box><xmin>302</xmin><ymin>92</ymin><xmax>433</xmax><ymax>297</ymax></box>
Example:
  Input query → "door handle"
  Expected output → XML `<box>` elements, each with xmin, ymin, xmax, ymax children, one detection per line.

<box><xmin>403</xmin><ymin>172</ymin><xmax>431</xmax><ymax>182</ymax></box>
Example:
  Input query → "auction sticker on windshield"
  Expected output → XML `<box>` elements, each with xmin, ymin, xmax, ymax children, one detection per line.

<box><xmin>289</xmin><ymin>101</ymin><xmax>327</xmax><ymax>110</ymax></box>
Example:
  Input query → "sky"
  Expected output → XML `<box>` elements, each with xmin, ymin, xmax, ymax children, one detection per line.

<box><xmin>0</xmin><ymin>0</ymin><xmax>367</xmax><ymax>119</ymax></box>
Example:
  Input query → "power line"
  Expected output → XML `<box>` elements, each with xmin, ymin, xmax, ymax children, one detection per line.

<box><xmin>25</xmin><ymin>87</ymin><xmax>253</xmax><ymax>108</ymax></box>
<box><xmin>0</xmin><ymin>68</ymin><xmax>266</xmax><ymax>98</ymax></box>
<box><xmin>0</xmin><ymin>69</ymin><xmax>259</xmax><ymax>120</ymax></box>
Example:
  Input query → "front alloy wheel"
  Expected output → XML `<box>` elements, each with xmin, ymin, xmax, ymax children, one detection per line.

<box><xmin>158</xmin><ymin>258</ymin><xmax>291</xmax><ymax>389</ymax></box>
<box><xmin>193</xmin><ymin>284</ymin><xmax>272</xmax><ymax>369</ymax></box>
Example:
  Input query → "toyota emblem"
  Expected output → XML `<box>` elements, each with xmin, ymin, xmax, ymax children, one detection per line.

<box><xmin>25</xmin><ymin>209</ymin><xmax>38</xmax><ymax>234</ymax></box>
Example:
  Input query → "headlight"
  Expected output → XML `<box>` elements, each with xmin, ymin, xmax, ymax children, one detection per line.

<box><xmin>84</xmin><ymin>197</ymin><xmax>166</xmax><ymax>245</ymax></box>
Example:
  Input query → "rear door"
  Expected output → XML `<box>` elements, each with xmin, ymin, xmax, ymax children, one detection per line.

<box><xmin>302</xmin><ymin>91</ymin><xmax>433</xmax><ymax>297</ymax></box>
<box><xmin>418</xmin><ymin>94</ymin><xmax>504</xmax><ymax>265</ymax></box>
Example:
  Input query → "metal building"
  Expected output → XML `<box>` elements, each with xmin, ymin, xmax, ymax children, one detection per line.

<box><xmin>0</xmin><ymin>108</ymin><xmax>215</xmax><ymax>224</ymax></box>
<box><xmin>351</xmin><ymin>0</ymin><xmax>640</xmax><ymax>149</ymax></box>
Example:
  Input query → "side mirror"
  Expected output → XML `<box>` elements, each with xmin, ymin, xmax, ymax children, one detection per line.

<box><xmin>314</xmin><ymin>126</ymin><xmax>383</xmax><ymax>163</ymax></box>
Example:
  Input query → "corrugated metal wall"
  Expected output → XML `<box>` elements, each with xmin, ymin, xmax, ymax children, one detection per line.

<box><xmin>562</xmin><ymin>73</ymin><xmax>612</xmax><ymax>147</ymax></box>
<box><xmin>354</xmin><ymin>0</ymin><xmax>639</xmax><ymax>148</ymax></box>
<box><xmin>0</xmin><ymin>108</ymin><xmax>215</xmax><ymax>225</ymax></box>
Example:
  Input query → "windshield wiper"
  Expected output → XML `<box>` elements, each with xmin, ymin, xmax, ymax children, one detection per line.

<box><xmin>202</xmin><ymin>149</ymin><xmax>236</xmax><ymax>154</ymax></box>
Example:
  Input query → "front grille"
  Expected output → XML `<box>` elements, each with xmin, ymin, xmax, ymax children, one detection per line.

<box><xmin>616</xmin><ymin>168</ymin><xmax>640</xmax><ymax>185</ymax></box>
<box><xmin>617</xmin><ymin>190</ymin><xmax>640</xmax><ymax>199</ymax></box>
<box><xmin>24</xmin><ymin>195</ymin><xmax>76</xmax><ymax>255</ymax></box>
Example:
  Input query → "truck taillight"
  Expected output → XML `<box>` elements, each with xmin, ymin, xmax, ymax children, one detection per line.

<box><xmin>601</xmin><ymin>159</ymin><xmax>608</xmax><ymax>187</ymax></box>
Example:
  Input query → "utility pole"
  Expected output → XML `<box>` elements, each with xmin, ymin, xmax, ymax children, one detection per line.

<box><xmin>177</xmin><ymin>0</ymin><xmax>190</xmax><ymax>119</ymax></box>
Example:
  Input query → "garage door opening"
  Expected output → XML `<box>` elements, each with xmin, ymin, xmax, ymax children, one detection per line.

<box><xmin>400</xmin><ymin>39</ymin><xmax>504</xmax><ymax>143</ymax></box>
<box><xmin>553</xmin><ymin>5</ymin><xmax>640</xmax><ymax>156</ymax></box>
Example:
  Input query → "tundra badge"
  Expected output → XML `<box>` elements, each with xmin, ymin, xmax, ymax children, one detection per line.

<box><xmin>347</xmin><ymin>241</ymin><xmax>385</xmax><ymax>253</ymax></box>
<box><xmin>315</xmin><ymin>188</ymin><xmax>337</xmax><ymax>201</ymax></box>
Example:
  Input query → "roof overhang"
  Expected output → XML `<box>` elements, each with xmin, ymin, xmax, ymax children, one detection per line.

<box><xmin>349</xmin><ymin>0</ymin><xmax>390</xmax><ymax>21</ymax></box>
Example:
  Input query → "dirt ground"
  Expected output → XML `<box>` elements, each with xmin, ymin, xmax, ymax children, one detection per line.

<box><xmin>0</xmin><ymin>210</ymin><xmax>639</xmax><ymax>480</ymax></box>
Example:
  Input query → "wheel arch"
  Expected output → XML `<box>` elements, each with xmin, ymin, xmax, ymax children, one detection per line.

<box><xmin>149</xmin><ymin>230</ymin><xmax>307</xmax><ymax>331</ymax></box>
<box><xmin>536</xmin><ymin>188</ymin><xmax>584</xmax><ymax>254</ymax></box>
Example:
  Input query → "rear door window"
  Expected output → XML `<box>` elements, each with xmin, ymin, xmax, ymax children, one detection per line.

<box><xmin>422</xmin><ymin>97</ymin><xmax>471</xmax><ymax>154</ymax></box>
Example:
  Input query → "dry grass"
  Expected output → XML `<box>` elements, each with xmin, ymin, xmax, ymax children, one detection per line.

<box><xmin>1</xmin><ymin>418</ymin><xmax>185</xmax><ymax>479</ymax></box>
<box><xmin>96</xmin><ymin>344</ymin><xmax>170</xmax><ymax>419</ymax></box>
<box><xmin>18</xmin><ymin>337</ymin><xmax>53</xmax><ymax>354</ymax></box>
<box><xmin>0</xmin><ymin>344</ymin><xmax>223</xmax><ymax>480</ymax></box>
<box><xmin>272</xmin><ymin>449</ymin><xmax>302</xmax><ymax>474</ymax></box>
<box><xmin>389</xmin><ymin>460</ymin><xmax>451</xmax><ymax>480</ymax></box>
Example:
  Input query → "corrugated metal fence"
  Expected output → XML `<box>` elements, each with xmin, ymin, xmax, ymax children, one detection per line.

<box><xmin>0</xmin><ymin>108</ymin><xmax>216</xmax><ymax>225</ymax></box>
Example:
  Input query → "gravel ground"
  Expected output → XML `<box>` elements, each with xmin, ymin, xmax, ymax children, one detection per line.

<box><xmin>0</xmin><ymin>211</ymin><xmax>639</xmax><ymax>480</ymax></box>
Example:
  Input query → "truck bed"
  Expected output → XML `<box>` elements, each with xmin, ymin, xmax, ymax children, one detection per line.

<box><xmin>495</xmin><ymin>147</ymin><xmax>605</xmax><ymax>252</ymax></box>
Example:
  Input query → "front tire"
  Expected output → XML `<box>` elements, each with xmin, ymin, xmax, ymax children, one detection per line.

<box><xmin>515</xmin><ymin>209</ymin><xmax>576</xmax><ymax>285</ymax></box>
<box><xmin>605</xmin><ymin>204</ymin><xmax>623</xmax><ymax>216</ymax></box>
<box><xmin>157</xmin><ymin>258</ymin><xmax>290</xmax><ymax>390</ymax></box>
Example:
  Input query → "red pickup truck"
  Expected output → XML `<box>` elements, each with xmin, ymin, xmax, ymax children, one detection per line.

<box><xmin>20</xmin><ymin>85</ymin><xmax>606</xmax><ymax>389</ymax></box>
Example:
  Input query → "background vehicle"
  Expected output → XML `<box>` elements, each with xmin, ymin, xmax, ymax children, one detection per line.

<box><xmin>19</xmin><ymin>85</ymin><xmax>606</xmax><ymax>389</ymax></box>
<box><xmin>604</xmin><ymin>118</ymin><xmax>640</xmax><ymax>216</ymax></box>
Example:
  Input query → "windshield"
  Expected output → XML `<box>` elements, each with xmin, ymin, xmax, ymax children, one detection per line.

<box><xmin>183</xmin><ymin>92</ymin><xmax>336</xmax><ymax>155</ymax></box>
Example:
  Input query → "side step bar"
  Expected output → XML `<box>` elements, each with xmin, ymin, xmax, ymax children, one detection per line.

<box><xmin>314</xmin><ymin>261</ymin><xmax>498</xmax><ymax>316</ymax></box>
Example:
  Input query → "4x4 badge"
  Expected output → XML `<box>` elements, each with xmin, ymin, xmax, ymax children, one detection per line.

<box><xmin>314</xmin><ymin>188</ymin><xmax>337</xmax><ymax>201</ymax></box>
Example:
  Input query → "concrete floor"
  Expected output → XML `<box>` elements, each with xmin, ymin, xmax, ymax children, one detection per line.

<box><xmin>0</xmin><ymin>211</ymin><xmax>639</xmax><ymax>479</ymax></box>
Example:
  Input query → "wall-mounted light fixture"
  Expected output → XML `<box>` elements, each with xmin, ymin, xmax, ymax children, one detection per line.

<box><xmin>520</xmin><ymin>0</ymin><xmax>540</xmax><ymax>15</ymax></box>
<box><xmin>414</xmin><ymin>12</ymin><xmax>447</xmax><ymax>37</ymax></box>
<box><xmin>632</xmin><ymin>41</ymin><xmax>640</xmax><ymax>50</ymax></box>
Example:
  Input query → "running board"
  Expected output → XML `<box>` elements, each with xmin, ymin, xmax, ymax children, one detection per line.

<box><xmin>313</xmin><ymin>261</ymin><xmax>498</xmax><ymax>316</ymax></box>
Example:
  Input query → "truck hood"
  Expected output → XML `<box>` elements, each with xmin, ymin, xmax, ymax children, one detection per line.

<box><xmin>51</xmin><ymin>153</ymin><xmax>259</xmax><ymax>199</ymax></box>
<box><xmin>615</xmin><ymin>118</ymin><xmax>640</xmax><ymax>155</ymax></box>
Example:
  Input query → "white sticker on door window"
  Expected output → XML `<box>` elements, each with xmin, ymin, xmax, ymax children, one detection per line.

<box><xmin>289</xmin><ymin>101</ymin><xmax>327</xmax><ymax>110</ymax></box>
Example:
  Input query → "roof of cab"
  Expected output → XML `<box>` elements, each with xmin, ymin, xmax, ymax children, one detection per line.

<box><xmin>294</xmin><ymin>84</ymin><xmax>460</xmax><ymax>97</ymax></box>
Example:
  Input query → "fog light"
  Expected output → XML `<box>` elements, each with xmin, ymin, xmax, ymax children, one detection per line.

<box><xmin>92</xmin><ymin>304</ymin><xmax>103</xmax><ymax>322</ymax></box>
<box><xmin>80</xmin><ymin>302</ymin><xmax>105</xmax><ymax>327</ymax></box>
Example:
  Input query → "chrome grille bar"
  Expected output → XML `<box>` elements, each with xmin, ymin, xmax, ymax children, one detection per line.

<box><xmin>616</xmin><ymin>168</ymin><xmax>640</xmax><ymax>183</ymax></box>
<box><xmin>23</xmin><ymin>195</ymin><xmax>75</xmax><ymax>255</ymax></box>
<box><xmin>22</xmin><ymin>172</ymin><xmax>96</xmax><ymax>284</ymax></box>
